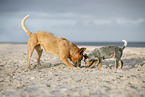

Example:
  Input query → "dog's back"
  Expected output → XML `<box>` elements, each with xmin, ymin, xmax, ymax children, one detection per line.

<box><xmin>34</xmin><ymin>31</ymin><xmax>62</xmax><ymax>56</ymax></box>
<box><xmin>89</xmin><ymin>40</ymin><xmax>127</xmax><ymax>60</ymax></box>
<box><xmin>98</xmin><ymin>46</ymin><xmax>123</xmax><ymax>59</ymax></box>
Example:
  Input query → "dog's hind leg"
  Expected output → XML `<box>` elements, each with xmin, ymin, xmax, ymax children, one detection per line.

<box><xmin>27</xmin><ymin>46</ymin><xmax>34</xmax><ymax>69</ymax></box>
<box><xmin>27</xmin><ymin>38</ymin><xmax>37</xmax><ymax>69</ymax></box>
<box><xmin>115</xmin><ymin>59</ymin><xmax>119</xmax><ymax>68</ymax></box>
<box><xmin>114</xmin><ymin>50</ymin><xmax>122</xmax><ymax>68</ymax></box>
<box><xmin>35</xmin><ymin>44</ymin><xmax>43</xmax><ymax>67</ymax></box>
<box><xmin>119</xmin><ymin>60</ymin><xmax>123</xmax><ymax>68</ymax></box>
<box><xmin>98</xmin><ymin>59</ymin><xmax>102</xmax><ymax>69</ymax></box>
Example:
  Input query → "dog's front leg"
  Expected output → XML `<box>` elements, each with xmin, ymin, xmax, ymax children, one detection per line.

<box><xmin>88</xmin><ymin>61</ymin><xmax>97</xmax><ymax>69</ymax></box>
<box><xmin>60</xmin><ymin>58</ymin><xmax>77</xmax><ymax>69</ymax></box>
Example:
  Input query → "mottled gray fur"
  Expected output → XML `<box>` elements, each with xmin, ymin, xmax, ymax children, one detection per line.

<box><xmin>84</xmin><ymin>40</ymin><xmax>127</xmax><ymax>69</ymax></box>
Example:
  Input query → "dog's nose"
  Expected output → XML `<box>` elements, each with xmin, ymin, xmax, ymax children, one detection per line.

<box><xmin>76</xmin><ymin>61</ymin><xmax>81</xmax><ymax>67</ymax></box>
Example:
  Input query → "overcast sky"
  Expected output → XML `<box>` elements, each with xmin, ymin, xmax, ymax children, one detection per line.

<box><xmin>0</xmin><ymin>0</ymin><xmax>145</xmax><ymax>42</ymax></box>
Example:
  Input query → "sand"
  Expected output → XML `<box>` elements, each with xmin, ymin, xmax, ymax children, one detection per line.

<box><xmin>0</xmin><ymin>44</ymin><xmax>145</xmax><ymax>97</ymax></box>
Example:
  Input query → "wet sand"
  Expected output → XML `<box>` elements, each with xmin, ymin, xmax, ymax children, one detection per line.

<box><xmin>0</xmin><ymin>44</ymin><xmax>145</xmax><ymax>97</ymax></box>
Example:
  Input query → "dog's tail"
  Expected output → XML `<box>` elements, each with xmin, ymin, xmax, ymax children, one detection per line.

<box><xmin>122</xmin><ymin>40</ymin><xmax>127</xmax><ymax>49</ymax></box>
<box><xmin>21</xmin><ymin>15</ymin><xmax>32</xmax><ymax>37</ymax></box>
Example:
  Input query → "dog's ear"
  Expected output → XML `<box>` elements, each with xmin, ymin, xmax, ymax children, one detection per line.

<box><xmin>78</xmin><ymin>48</ymin><xmax>86</xmax><ymax>55</ymax></box>
<box><xmin>83</xmin><ymin>54</ymin><xmax>88</xmax><ymax>64</ymax></box>
<box><xmin>83</xmin><ymin>54</ymin><xmax>88</xmax><ymax>59</ymax></box>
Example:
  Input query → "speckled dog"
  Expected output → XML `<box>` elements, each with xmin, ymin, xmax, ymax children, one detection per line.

<box><xmin>84</xmin><ymin>40</ymin><xmax>127</xmax><ymax>69</ymax></box>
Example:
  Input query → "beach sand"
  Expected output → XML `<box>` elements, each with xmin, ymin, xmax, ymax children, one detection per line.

<box><xmin>0</xmin><ymin>44</ymin><xmax>145</xmax><ymax>97</ymax></box>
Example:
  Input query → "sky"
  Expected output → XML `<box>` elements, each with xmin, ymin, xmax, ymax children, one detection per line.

<box><xmin>0</xmin><ymin>0</ymin><xmax>145</xmax><ymax>42</ymax></box>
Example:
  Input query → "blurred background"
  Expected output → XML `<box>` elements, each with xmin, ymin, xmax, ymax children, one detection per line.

<box><xmin>0</xmin><ymin>0</ymin><xmax>145</xmax><ymax>46</ymax></box>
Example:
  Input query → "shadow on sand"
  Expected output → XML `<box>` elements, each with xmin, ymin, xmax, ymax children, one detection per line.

<box><xmin>86</xmin><ymin>58</ymin><xmax>145</xmax><ymax>69</ymax></box>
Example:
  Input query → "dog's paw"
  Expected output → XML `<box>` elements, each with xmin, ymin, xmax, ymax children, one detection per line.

<box><xmin>71</xmin><ymin>67</ymin><xmax>78</xmax><ymax>69</ymax></box>
<box><xmin>28</xmin><ymin>66</ymin><xmax>32</xmax><ymax>70</ymax></box>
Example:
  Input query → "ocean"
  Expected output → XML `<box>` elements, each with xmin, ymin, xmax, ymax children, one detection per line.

<box><xmin>74</xmin><ymin>42</ymin><xmax>145</xmax><ymax>47</ymax></box>
<box><xmin>0</xmin><ymin>42</ymin><xmax>145</xmax><ymax>47</ymax></box>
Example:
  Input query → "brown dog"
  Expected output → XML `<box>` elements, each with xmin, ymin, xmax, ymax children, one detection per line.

<box><xmin>21</xmin><ymin>15</ymin><xmax>86</xmax><ymax>69</ymax></box>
